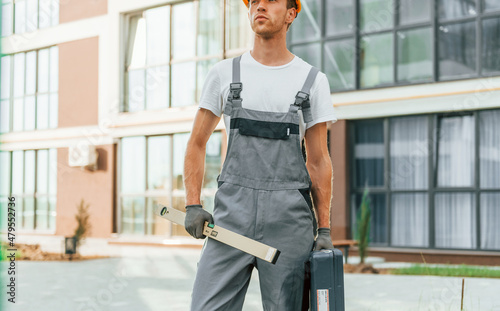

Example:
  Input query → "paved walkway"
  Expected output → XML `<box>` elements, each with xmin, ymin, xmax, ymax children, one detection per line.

<box><xmin>1</xmin><ymin>246</ymin><xmax>500</xmax><ymax>311</ymax></box>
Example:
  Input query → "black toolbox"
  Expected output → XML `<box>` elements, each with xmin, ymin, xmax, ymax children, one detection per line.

<box><xmin>305</xmin><ymin>249</ymin><xmax>345</xmax><ymax>311</ymax></box>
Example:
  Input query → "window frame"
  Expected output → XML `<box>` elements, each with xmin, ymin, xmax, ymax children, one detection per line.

<box><xmin>287</xmin><ymin>0</ymin><xmax>500</xmax><ymax>92</ymax></box>
<box><xmin>349</xmin><ymin>109</ymin><xmax>500</xmax><ymax>251</ymax></box>
<box><xmin>122</xmin><ymin>1</ymin><xmax>230</xmax><ymax>113</ymax></box>
<box><xmin>117</xmin><ymin>132</ymin><xmax>223</xmax><ymax>237</ymax></box>
<box><xmin>0</xmin><ymin>148</ymin><xmax>57</xmax><ymax>233</ymax></box>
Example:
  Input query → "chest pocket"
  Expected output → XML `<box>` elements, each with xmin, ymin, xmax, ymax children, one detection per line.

<box><xmin>232</xmin><ymin>118</ymin><xmax>297</xmax><ymax>140</ymax></box>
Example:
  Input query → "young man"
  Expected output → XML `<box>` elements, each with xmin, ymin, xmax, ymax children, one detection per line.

<box><xmin>183</xmin><ymin>0</ymin><xmax>336</xmax><ymax>309</ymax></box>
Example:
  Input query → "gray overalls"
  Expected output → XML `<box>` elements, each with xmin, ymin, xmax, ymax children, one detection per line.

<box><xmin>191</xmin><ymin>56</ymin><xmax>320</xmax><ymax>311</ymax></box>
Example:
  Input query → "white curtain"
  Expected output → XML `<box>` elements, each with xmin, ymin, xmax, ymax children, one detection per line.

<box><xmin>480</xmin><ymin>110</ymin><xmax>500</xmax><ymax>188</ymax></box>
<box><xmin>435</xmin><ymin>193</ymin><xmax>476</xmax><ymax>249</ymax></box>
<box><xmin>437</xmin><ymin>115</ymin><xmax>475</xmax><ymax>187</ymax></box>
<box><xmin>481</xmin><ymin>193</ymin><xmax>500</xmax><ymax>250</ymax></box>
<box><xmin>390</xmin><ymin>116</ymin><xmax>428</xmax><ymax>189</ymax></box>
<box><xmin>391</xmin><ymin>194</ymin><xmax>428</xmax><ymax>247</ymax></box>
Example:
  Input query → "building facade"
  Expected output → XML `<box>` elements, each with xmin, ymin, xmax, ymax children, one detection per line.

<box><xmin>1</xmin><ymin>0</ymin><xmax>499</xmax><ymax>264</ymax></box>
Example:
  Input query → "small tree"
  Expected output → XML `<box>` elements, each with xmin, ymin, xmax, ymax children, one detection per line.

<box><xmin>74</xmin><ymin>199</ymin><xmax>92</xmax><ymax>250</ymax></box>
<box><xmin>355</xmin><ymin>188</ymin><xmax>371</xmax><ymax>264</ymax></box>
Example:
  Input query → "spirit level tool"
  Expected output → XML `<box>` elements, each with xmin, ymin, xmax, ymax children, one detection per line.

<box><xmin>154</xmin><ymin>204</ymin><xmax>281</xmax><ymax>264</ymax></box>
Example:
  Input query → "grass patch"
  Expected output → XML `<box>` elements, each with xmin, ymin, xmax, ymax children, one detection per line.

<box><xmin>391</xmin><ymin>264</ymin><xmax>500</xmax><ymax>278</ymax></box>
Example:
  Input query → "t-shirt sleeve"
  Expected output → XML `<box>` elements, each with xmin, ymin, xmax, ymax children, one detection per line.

<box><xmin>307</xmin><ymin>72</ymin><xmax>337</xmax><ymax>129</ymax></box>
<box><xmin>198</xmin><ymin>63</ymin><xmax>224</xmax><ymax>117</ymax></box>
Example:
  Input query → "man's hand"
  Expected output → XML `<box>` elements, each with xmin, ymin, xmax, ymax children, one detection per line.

<box><xmin>314</xmin><ymin>227</ymin><xmax>333</xmax><ymax>251</ymax></box>
<box><xmin>185</xmin><ymin>205</ymin><xmax>214</xmax><ymax>239</ymax></box>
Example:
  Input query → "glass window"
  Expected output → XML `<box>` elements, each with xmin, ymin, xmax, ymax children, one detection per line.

<box><xmin>14</xmin><ymin>0</ymin><xmax>26</xmax><ymax>34</ymax></box>
<box><xmin>119</xmin><ymin>132</ymin><xmax>221</xmax><ymax>236</ymax></box>
<box><xmin>121</xmin><ymin>197</ymin><xmax>145</xmax><ymax>234</ymax></box>
<box><xmin>435</xmin><ymin>193</ymin><xmax>476</xmax><ymax>249</ymax></box>
<box><xmin>439</xmin><ymin>0</ymin><xmax>477</xmax><ymax>20</ymax></box>
<box><xmin>121</xmin><ymin>137</ymin><xmax>146</xmax><ymax>193</ymax></box>
<box><xmin>397</xmin><ymin>27</ymin><xmax>433</xmax><ymax>82</ymax></box>
<box><xmin>1</xmin><ymin>56</ymin><xmax>11</xmax><ymax>99</ymax></box>
<box><xmin>11</xmin><ymin>151</ymin><xmax>23</xmax><ymax>194</ymax></box>
<box><xmin>24</xmin><ymin>95</ymin><xmax>35</xmax><ymax>131</ymax></box>
<box><xmin>390</xmin><ymin>116</ymin><xmax>428</xmax><ymax>190</ymax></box>
<box><xmin>360</xmin><ymin>32</ymin><xmax>394</xmax><ymax>88</ymax></box>
<box><xmin>13</xmin><ymin>53</ymin><xmax>25</xmax><ymax>98</ymax></box>
<box><xmin>13</xmin><ymin>98</ymin><xmax>24</xmax><ymax>132</ymax></box>
<box><xmin>24</xmin><ymin>150</ymin><xmax>35</xmax><ymax>193</ymax></box>
<box><xmin>37</xmin><ymin>94</ymin><xmax>49</xmax><ymax>129</ymax></box>
<box><xmin>172</xmin><ymin>133</ymin><xmax>190</xmax><ymax>190</ymax></box>
<box><xmin>197</xmin><ymin>58</ymin><xmax>219</xmax><ymax>100</ymax></box>
<box><xmin>198</xmin><ymin>0</ymin><xmax>222</xmax><ymax>56</ymax></box>
<box><xmin>360</xmin><ymin>0</ymin><xmax>394</xmax><ymax>33</ymax></box>
<box><xmin>49</xmin><ymin>94</ymin><xmax>58</xmax><ymax>128</ymax></box>
<box><xmin>225</xmin><ymin>0</ymin><xmax>251</xmax><ymax>51</ymax></box>
<box><xmin>483</xmin><ymin>0</ymin><xmax>500</xmax><ymax>12</ymax></box>
<box><xmin>482</xmin><ymin>17</ymin><xmax>500</xmax><ymax>74</ymax></box>
<box><xmin>399</xmin><ymin>0</ymin><xmax>431</xmax><ymax>25</ymax></box>
<box><xmin>480</xmin><ymin>193</ymin><xmax>500</xmax><ymax>249</ymax></box>
<box><xmin>479</xmin><ymin>110</ymin><xmax>500</xmax><ymax>188</ymax></box>
<box><xmin>291</xmin><ymin>0</ymin><xmax>322</xmax><ymax>43</ymax></box>
<box><xmin>354</xmin><ymin>120</ymin><xmax>385</xmax><ymax>187</ymax></box>
<box><xmin>391</xmin><ymin>193</ymin><xmax>428</xmax><ymax>247</ymax></box>
<box><xmin>439</xmin><ymin>22</ymin><xmax>476</xmax><ymax>79</ymax></box>
<box><xmin>127</xmin><ymin>69</ymin><xmax>145</xmax><ymax>112</ymax></box>
<box><xmin>147</xmin><ymin>136</ymin><xmax>171</xmax><ymax>191</ymax></box>
<box><xmin>37</xmin><ymin>149</ymin><xmax>48</xmax><ymax>194</ymax></box>
<box><xmin>352</xmin><ymin>193</ymin><xmax>387</xmax><ymax>244</ymax></box>
<box><xmin>146</xmin><ymin>66</ymin><xmax>169</xmax><ymax>110</ymax></box>
<box><xmin>38</xmin><ymin>48</ymin><xmax>49</xmax><ymax>93</ymax></box>
<box><xmin>25</xmin><ymin>51</ymin><xmax>36</xmax><ymax>95</ymax></box>
<box><xmin>172</xmin><ymin>2</ymin><xmax>196</xmax><ymax>59</ymax></box>
<box><xmin>292</xmin><ymin>43</ymin><xmax>321</xmax><ymax>69</ymax></box>
<box><xmin>0</xmin><ymin>152</ymin><xmax>11</xmax><ymax>196</ymax></box>
<box><xmin>437</xmin><ymin>115</ymin><xmax>475</xmax><ymax>187</ymax></box>
<box><xmin>23</xmin><ymin>196</ymin><xmax>35</xmax><ymax>229</ymax></box>
<box><xmin>26</xmin><ymin>0</ymin><xmax>38</xmax><ymax>32</ymax></box>
<box><xmin>324</xmin><ymin>39</ymin><xmax>356</xmax><ymax>91</ymax></box>
<box><xmin>0</xmin><ymin>100</ymin><xmax>9</xmax><ymax>133</ymax></box>
<box><xmin>2</xmin><ymin>2</ymin><xmax>13</xmax><ymax>36</ymax></box>
<box><xmin>171</xmin><ymin>62</ymin><xmax>196</xmax><ymax>107</ymax></box>
<box><xmin>145</xmin><ymin>6</ymin><xmax>170</xmax><ymax>66</ymax></box>
<box><xmin>326</xmin><ymin>0</ymin><xmax>354</xmax><ymax>36</ymax></box>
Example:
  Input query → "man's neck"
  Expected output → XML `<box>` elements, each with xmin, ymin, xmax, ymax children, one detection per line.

<box><xmin>250</xmin><ymin>30</ymin><xmax>294</xmax><ymax>67</ymax></box>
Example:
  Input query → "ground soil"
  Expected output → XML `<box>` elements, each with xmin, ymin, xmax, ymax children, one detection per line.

<box><xmin>344</xmin><ymin>263</ymin><xmax>391</xmax><ymax>274</ymax></box>
<box><xmin>5</xmin><ymin>243</ymin><xmax>112</xmax><ymax>261</ymax></box>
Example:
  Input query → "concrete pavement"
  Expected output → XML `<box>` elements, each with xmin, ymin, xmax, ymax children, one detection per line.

<box><xmin>1</xmin><ymin>246</ymin><xmax>500</xmax><ymax>311</ymax></box>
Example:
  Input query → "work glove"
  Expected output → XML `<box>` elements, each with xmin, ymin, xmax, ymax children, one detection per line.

<box><xmin>184</xmin><ymin>204</ymin><xmax>214</xmax><ymax>239</ymax></box>
<box><xmin>314</xmin><ymin>227</ymin><xmax>333</xmax><ymax>251</ymax></box>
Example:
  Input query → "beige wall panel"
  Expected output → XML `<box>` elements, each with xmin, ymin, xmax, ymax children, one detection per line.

<box><xmin>56</xmin><ymin>145</ymin><xmax>115</xmax><ymax>238</ymax></box>
<box><xmin>60</xmin><ymin>0</ymin><xmax>108</xmax><ymax>23</ymax></box>
<box><xmin>58</xmin><ymin>37</ymin><xmax>99</xmax><ymax>127</ymax></box>
<box><xmin>329</xmin><ymin>120</ymin><xmax>349</xmax><ymax>240</ymax></box>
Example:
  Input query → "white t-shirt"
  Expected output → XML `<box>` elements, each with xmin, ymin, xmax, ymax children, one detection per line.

<box><xmin>198</xmin><ymin>51</ymin><xmax>337</xmax><ymax>141</ymax></box>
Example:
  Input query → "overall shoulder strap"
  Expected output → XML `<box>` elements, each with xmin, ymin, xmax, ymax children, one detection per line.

<box><xmin>294</xmin><ymin>66</ymin><xmax>319</xmax><ymax>123</ymax></box>
<box><xmin>224</xmin><ymin>56</ymin><xmax>243</xmax><ymax>116</ymax></box>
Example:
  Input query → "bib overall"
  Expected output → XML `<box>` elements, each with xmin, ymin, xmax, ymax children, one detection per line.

<box><xmin>191</xmin><ymin>56</ymin><xmax>320</xmax><ymax>311</ymax></box>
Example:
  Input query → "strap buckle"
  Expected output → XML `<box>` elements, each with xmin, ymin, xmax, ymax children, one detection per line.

<box><xmin>230</xmin><ymin>82</ymin><xmax>243</xmax><ymax>99</ymax></box>
<box><xmin>294</xmin><ymin>91</ymin><xmax>310</xmax><ymax>108</ymax></box>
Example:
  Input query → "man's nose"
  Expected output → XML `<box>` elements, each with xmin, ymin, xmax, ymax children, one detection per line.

<box><xmin>257</xmin><ymin>1</ymin><xmax>267</xmax><ymax>11</ymax></box>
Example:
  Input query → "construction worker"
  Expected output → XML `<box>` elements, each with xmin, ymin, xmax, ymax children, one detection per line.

<box><xmin>183</xmin><ymin>0</ymin><xmax>336</xmax><ymax>309</ymax></box>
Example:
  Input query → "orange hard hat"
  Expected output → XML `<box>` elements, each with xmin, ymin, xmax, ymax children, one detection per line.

<box><xmin>242</xmin><ymin>0</ymin><xmax>301</xmax><ymax>13</ymax></box>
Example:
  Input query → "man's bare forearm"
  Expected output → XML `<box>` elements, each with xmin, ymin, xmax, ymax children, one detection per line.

<box><xmin>184</xmin><ymin>141</ymin><xmax>206</xmax><ymax>206</ymax></box>
<box><xmin>307</xmin><ymin>156</ymin><xmax>333</xmax><ymax>229</ymax></box>
<box><xmin>183</xmin><ymin>108</ymin><xmax>221</xmax><ymax>206</ymax></box>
